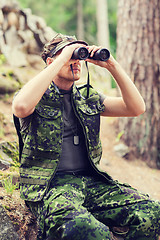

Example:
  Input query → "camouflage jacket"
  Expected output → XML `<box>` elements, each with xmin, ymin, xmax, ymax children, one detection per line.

<box><xmin>19</xmin><ymin>82</ymin><xmax>114</xmax><ymax>202</ymax></box>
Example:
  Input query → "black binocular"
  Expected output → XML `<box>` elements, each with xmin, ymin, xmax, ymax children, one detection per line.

<box><xmin>72</xmin><ymin>47</ymin><xmax>110</xmax><ymax>61</ymax></box>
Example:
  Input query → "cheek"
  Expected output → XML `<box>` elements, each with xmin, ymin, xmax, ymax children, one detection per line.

<box><xmin>58</xmin><ymin>66</ymin><xmax>71</xmax><ymax>77</ymax></box>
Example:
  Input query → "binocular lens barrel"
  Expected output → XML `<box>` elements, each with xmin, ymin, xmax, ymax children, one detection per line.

<box><xmin>72</xmin><ymin>47</ymin><xmax>110</xmax><ymax>61</ymax></box>
<box><xmin>72</xmin><ymin>47</ymin><xmax>89</xmax><ymax>60</ymax></box>
<box><xmin>92</xmin><ymin>48</ymin><xmax>110</xmax><ymax>61</ymax></box>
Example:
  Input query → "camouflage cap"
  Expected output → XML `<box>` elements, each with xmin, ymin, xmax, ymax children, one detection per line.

<box><xmin>41</xmin><ymin>33</ymin><xmax>88</xmax><ymax>62</ymax></box>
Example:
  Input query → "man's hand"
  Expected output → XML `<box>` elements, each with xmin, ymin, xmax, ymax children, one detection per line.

<box><xmin>59</xmin><ymin>43</ymin><xmax>87</xmax><ymax>63</ymax></box>
<box><xmin>85</xmin><ymin>45</ymin><xmax>117</xmax><ymax>71</ymax></box>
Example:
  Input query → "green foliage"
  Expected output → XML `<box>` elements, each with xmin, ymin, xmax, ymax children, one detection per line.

<box><xmin>2</xmin><ymin>69</ymin><xmax>15</xmax><ymax>80</ymax></box>
<box><xmin>17</xmin><ymin>0</ymin><xmax>118</xmax><ymax>48</ymax></box>
<box><xmin>0</xmin><ymin>112</ymin><xmax>5</xmax><ymax>138</ymax></box>
<box><xmin>116</xmin><ymin>130</ymin><xmax>124</xmax><ymax>142</ymax></box>
<box><xmin>108</xmin><ymin>0</ymin><xmax>118</xmax><ymax>54</ymax></box>
<box><xmin>2</xmin><ymin>175</ymin><xmax>19</xmax><ymax>196</ymax></box>
<box><xmin>0</xmin><ymin>54</ymin><xmax>6</xmax><ymax>65</ymax></box>
<box><xmin>18</xmin><ymin>0</ymin><xmax>77</xmax><ymax>35</ymax></box>
<box><xmin>18</xmin><ymin>0</ymin><xmax>118</xmax><ymax>89</ymax></box>
<box><xmin>83</xmin><ymin>0</ymin><xmax>97</xmax><ymax>44</ymax></box>
<box><xmin>0</xmin><ymin>128</ymin><xmax>5</xmax><ymax>139</ymax></box>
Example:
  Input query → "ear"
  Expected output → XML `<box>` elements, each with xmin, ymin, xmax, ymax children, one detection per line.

<box><xmin>46</xmin><ymin>57</ymin><xmax>53</xmax><ymax>65</ymax></box>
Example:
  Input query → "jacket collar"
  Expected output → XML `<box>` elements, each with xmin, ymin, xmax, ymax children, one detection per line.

<box><xmin>49</xmin><ymin>81</ymin><xmax>83</xmax><ymax>101</ymax></box>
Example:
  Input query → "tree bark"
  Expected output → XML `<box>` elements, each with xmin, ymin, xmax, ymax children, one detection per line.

<box><xmin>77</xmin><ymin>0</ymin><xmax>84</xmax><ymax>40</ymax></box>
<box><xmin>96</xmin><ymin>0</ymin><xmax>110</xmax><ymax>48</ymax></box>
<box><xmin>116</xmin><ymin>0</ymin><xmax>160</xmax><ymax>168</ymax></box>
<box><xmin>96</xmin><ymin>0</ymin><xmax>111</xmax><ymax>89</ymax></box>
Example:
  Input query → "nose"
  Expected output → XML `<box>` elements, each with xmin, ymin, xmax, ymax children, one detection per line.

<box><xmin>71</xmin><ymin>58</ymin><xmax>80</xmax><ymax>64</ymax></box>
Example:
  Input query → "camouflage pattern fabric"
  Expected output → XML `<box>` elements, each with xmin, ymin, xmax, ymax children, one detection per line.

<box><xmin>26</xmin><ymin>173</ymin><xmax>160</xmax><ymax>240</ymax></box>
<box><xmin>19</xmin><ymin>83</ymin><xmax>107</xmax><ymax>202</ymax></box>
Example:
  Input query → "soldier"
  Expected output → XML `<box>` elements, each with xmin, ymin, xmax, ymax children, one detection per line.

<box><xmin>12</xmin><ymin>33</ymin><xmax>160</xmax><ymax>240</ymax></box>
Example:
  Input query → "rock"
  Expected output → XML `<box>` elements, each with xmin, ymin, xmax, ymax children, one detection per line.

<box><xmin>113</xmin><ymin>143</ymin><xmax>130</xmax><ymax>158</ymax></box>
<box><xmin>0</xmin><ymin>0</ymin><xmax>57</xmax><ymax>69</ymax></box>
<box><xmin>7</xmin><ymin>12</ymin><xmax>19</xmax><ymax>29</ymax></box>
<box><xmin>26</xmin><ymin>54</ymin><xmax>44</xmax><ymax>69</ymax></box>
<box><xmin>0</xmin><ymin>141</ymin><xmax>19</xmax><ymax>170</ymax></box>
<box><xmin>0</xmin><ymin>159</ymin><xmax>11</xmax><ymax>170</ymax></box>
<box><xmin>0</xmin><ymin>0</ymin><xmax>19</xmax><ymax>10</ymax></box>
<box><xmin>0</xmin><ymin>9</ymin><xmax>4</xmax><ymax>25</ymax></box>
<box><xmin>101</xmin><ymin>158</ymin><xmax>111</xmax><ymax>166</ymax></box>
<box><xmin>0</xmin><ymin>71</ymin><xmax>20</xmax><ymax>94</ymax></box>
<box><xmin>2</xmin><ymin>45</ymin><xmax>28</xmax><ymax>67</ymax></box>
<box><xmin>0</xmin><ymin>141</ymin><xmax>19</xmax><ymax>187</ymax></box>
<box><xmin>43</xmin><ymin>26</ymin><xmax>57</xmax><ymax>42</ymax></box>
<box><xmin>5</xmin><ymin>25</ymin><xmax>22</xmax><ymax>46</ymax></box>
<box><xmin>0</xmin><ymin>147</ymin><xmax>13</xmax><ymax>170</ymax></box>
<box><xmin>0</xmin><ymin>204</ymin><xmax>19</xmax><ymax>240</ymax></box>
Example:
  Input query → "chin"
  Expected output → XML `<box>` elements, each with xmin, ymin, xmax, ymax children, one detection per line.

<box><xmin>74</xmin><ymin>76</ymin><xmax>81</xmax><ymax>81</ymax></box>
<box><xmin>70</xmin><ymin>73</ymin><xmax>80</xmax><ymax>81</ymax></box>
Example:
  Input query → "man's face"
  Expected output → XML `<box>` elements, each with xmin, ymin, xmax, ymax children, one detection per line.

<box><xmin>55</xmin><ymin>49</ymin><xmax>82</xmax><ymax>82</ymax></box>
<box><xmin>46</xmin><ymin>43</ymin><xmax>84</xmax><ymax>90</ymax></box>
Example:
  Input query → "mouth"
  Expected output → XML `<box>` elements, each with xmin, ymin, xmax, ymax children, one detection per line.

<box><xmin>72</xmin><ymin>68</ymin><xmax>80</xmax><ymax>72</ymax></box>
<box><xmin>71</xmin><ymin>65</ymin><xmax>81</xmax><ymax>72</ymax></box>
<box><xmin>70</xmin><ymin>63</ymin><xmax>81</xmax><ymax>75</ymax></box>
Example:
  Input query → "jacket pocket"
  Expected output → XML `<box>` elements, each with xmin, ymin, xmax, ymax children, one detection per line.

<box><xmin>35</xmin><ymin>105</ymin><xmax>61</xmax><ymax>119</ymax></box>
<box><xmin>77</xmin><ymin>101</ymin><xmax>104</xmax><ymax>116</ymax></box>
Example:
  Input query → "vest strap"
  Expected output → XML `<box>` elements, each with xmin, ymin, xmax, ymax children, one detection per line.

<box><xmin>21</xmin><ymin>158</ymin><xmax>56</xmax><ymax>169</ymax></box>
<box><xmin>23</xmin><ymin>148</ymin><xmax>58</xmax><ymax>159</ymax></box>
<box><xmin>20</xmin><ymin>177</ymin><xmax>46</xmax><ymax>185</ymax></box>
<box><xmin>20</xmin><ymin>168</ymin><xmax>51</xmax><ymax>177</ymax></box>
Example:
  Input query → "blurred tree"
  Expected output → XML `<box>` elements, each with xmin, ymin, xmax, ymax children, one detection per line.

<box><xmin>96</xmin><ymin>0</ymin><xmax>111</xmax><ymax>88</ymax></box>
<box><xmin>116</xmin><ymin>0</ymin><xmax>160</xmax><ymax>168</ymax></box>
<box><xmin>108</xmin><ymin>0</ymin><xmax>118</xmax><ymax>54</ymax></box>
<box><xmin>18</xmin><ymin>0</ymin><xmax>77</xmax><ymax>35</ymax></box>
<box><xmin>17</xmin><ymin>0</ymin><xmax>118</xmax><ymax>48</ymax></box>
<box><xmin>77</xmin><ymin>0</ymin><xmax>84</xmax><ymax>39</ymax></box>
<box><xmin>96</xmin><ymin>0</ymin><xmax>110</xmax><ymax>49</ymax></box>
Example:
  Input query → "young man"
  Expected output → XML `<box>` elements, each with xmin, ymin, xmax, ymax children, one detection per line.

<box><xmin>12</xmin><ymin>33</ymin><xmax>160</xmax><ymax>240</ymax></box>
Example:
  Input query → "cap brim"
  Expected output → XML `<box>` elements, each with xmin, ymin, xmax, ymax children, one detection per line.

<box><xmin>50</xmin><ymin>40</ymin><xmax>88</xmax><ymax>57</ymax></box>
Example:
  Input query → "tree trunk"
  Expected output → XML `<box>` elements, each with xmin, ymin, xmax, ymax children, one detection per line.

<box><xmin>77</xmin><ymin>0</ymin><xmax>84</xmax><ymax>40</ymax></box>
<box><xmin>96</xmin><ymin>0</ymin><xmax>111</xmax><ymax>89</ymax></box>
<box><xmin>96</xmin><ymin>0</ymin><xmax>110</xmax><ymax>48</ymax></box>
<box><xmin>116</xmin><ymin>0</ymin><xmax>160</xmax><ymax>168</ymax></box>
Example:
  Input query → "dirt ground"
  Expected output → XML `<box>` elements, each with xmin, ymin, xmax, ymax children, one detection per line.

<box><xmin>100</xmin><ymin>117</ymin><xmax>160</xmax><ymax>202</ymax></box>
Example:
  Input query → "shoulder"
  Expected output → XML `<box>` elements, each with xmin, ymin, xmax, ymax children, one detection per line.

<box><xmin>77</xmin><ymin>84</ymin><xmax>106</xmax><ymax>101</ymax></box>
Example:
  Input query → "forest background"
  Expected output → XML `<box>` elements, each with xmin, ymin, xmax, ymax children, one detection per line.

<box><xmin>0</xmin><ymin>0</ymin><xmax>160</xmax><ymax>238</ymax></box>
<box><xmin>15</xmin><ymin>0</ymin><xmax>160</xmax><ymax>172</ymax></box>
<box><xmin>0</xmin><ymin>0</ymin><xmax>160</xmax><ymax>197</ymax></box>
<box><xmin>18</xmin><ymin>0</ymin><xmax>118</xmax><ymax>54</ymax></box>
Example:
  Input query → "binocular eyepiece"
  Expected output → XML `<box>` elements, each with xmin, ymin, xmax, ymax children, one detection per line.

<box><xmin>72</xmin><ymin>47</ymin><xmax>110</xmax><ymax>61</ymax></box>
